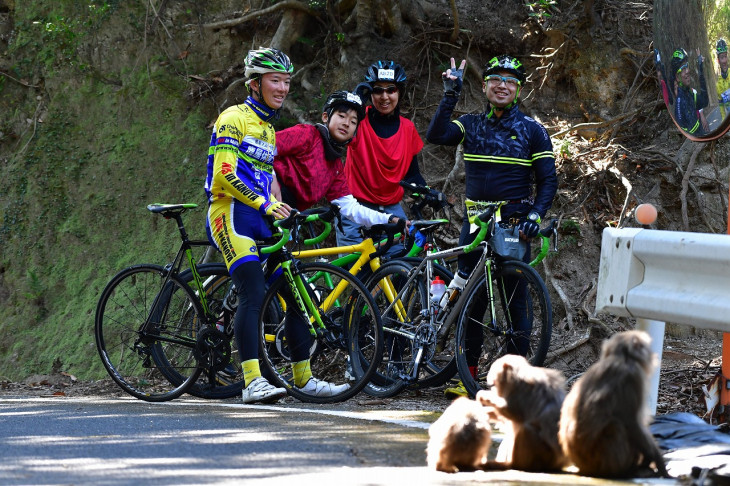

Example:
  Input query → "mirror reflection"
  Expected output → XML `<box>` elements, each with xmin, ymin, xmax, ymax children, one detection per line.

<box><xmin>654</xmin><ymin>0</ymin><xmax>730</xmax><ymax>140</ymax></box>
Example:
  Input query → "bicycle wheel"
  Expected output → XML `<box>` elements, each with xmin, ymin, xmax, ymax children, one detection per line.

<box><xmin>177</xmin><ymin>263</ymin><xmax>244</xmax><ymax>400</ymax></box>
<box><xmin>364</xmin><ymin>260</ymin><xmax>457</xmax><ymax>398</ymax></box>
<box><xmin>258</xmin><ymin>262</ymin><xmax>383</xmax><ymax>404</ymax></box>
<box><xmin>95</xmin><ymin>264</ymin><xmax>203</xmax><ymax>402</ymax></box>
<box><xmin>454</xmin><ymin>259</ymin><xmax>552</xmax><ymax>398</ymax></box>
<box><xmin>394</xmin><ymin>257</ymin><xmax>457</xmax><ymax>388</ymax></box>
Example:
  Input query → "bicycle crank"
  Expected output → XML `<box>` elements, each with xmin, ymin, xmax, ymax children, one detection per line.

<box><xmin>194</xmin><ymin>326</ymin><xmax>231</xmax><ymax>372</ymax></box>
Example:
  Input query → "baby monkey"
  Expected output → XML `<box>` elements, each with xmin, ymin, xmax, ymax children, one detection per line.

<box><xmin>476</xmin><ymin>354</ymin><xmax>568</xmax><ymax>472</ymax></box>
<box><xmin>426</xmin><ymin>396</ymin><xmax>492</xmax><ymax>472</ymax></box>
<box><xmin>559</xmin><ymin>330</ymin><xmax>669</xmax><ymax>478</ymax></box>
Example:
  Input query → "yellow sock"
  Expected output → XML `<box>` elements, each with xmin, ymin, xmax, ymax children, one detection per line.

<box><xmin>292</xmin><ymin>359</ymin><xmax>312</xmax><ymax>388</ymax></box>
<box><xmin>243</xmin><ymin>359</ymin><xmax>261</xmax><ymax>387</ymax></box>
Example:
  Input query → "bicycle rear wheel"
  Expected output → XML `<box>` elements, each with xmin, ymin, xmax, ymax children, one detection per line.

<box><xmin>259</xmin><ymin>262</ymin><xmax>383</xmax><ymax>404</ymax></box>
<box><xmin>95</xmin><ymin>264</ymin><xmax>203</xmax><ymax>402</ymax></box>
<box><xmin>455</xmin><ymin>259</ymin><xmax>552</xmax><ymax>398</ymax></box>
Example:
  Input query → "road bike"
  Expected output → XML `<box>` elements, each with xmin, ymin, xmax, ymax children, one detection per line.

<box><xmin>95</xmin><ymin>203</ymin><xmax>229</xmax><ymax>401</ymax></box>
<box><xmin>365</xmin><ymin>200</ymin><xmax>558</xmax><ymax>398</ymax></box>
<box><xmin>255</xmin><ymin>207</ymin><xmax>386</xmax><ymax>403</ymax></box>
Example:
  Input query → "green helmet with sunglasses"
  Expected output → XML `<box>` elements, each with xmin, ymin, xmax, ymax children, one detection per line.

<box><xmin>482</xmin><ymin>55</ymin><xmax>526</xmax><ymax>84</ymax></box>
<box><xmin>718</xmin><ymin>39</ymin><xmax>728</xmax><ymax>55</ymax></box>
<box><xmin>671</xmin><ymin>48</ymin><xmax>689</xmax><ymax>74</ymax></box>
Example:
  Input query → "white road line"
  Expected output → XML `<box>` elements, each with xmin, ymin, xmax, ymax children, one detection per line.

<box><xmin>0</xmin><ymin>396</ymin><xmax>431</xmax><ymax>430</ymax></box>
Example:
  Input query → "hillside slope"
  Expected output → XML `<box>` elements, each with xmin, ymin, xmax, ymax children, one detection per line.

<box><xmin>0</xmin><ymin>0</ymin><xmax>724</xmax><ymax>382</ymax></box>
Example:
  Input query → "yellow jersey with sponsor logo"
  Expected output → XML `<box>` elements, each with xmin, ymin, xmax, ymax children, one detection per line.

<box><xmin>718</xmin><ymin>72</ymin><xmax>730</xmax><ymax>119</ymax></box>
<box><xmin>204</xmin><ymin>97</ymin><xmax>278</xmax><ymax>211</ymax></box>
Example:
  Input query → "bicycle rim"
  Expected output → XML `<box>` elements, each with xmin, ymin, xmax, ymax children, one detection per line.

<box><xmin>363</xmin><ymin>261</ymin><xmax>421</xmax><ymax>397</ymax></box>
<box><xmin>455</xmin><ymin>260</ymin><xmax>552</xmax><ymax>397</ymax></box>
<box><xmin>94</xmin><ymin>264</ymin><xmax>203</xmax><ymax>402</ymax></box>
<box><xmin>397</xmin><ymin>257</ymin><xmax>457</xmax><ymax>388</ymax></box>
<box><xmin>178</xmin><ymin>263</ymin><xmax>245</xmax><ymax>400</ymax></box>
<box><xmin>259</xmin><ymin>262</ymin><xmax>383</xmax><ymax>404</ymax></box>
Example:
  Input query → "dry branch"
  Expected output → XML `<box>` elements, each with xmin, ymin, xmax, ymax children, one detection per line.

<box><xmin>202</xmin><ymin>0</ymin><xmax>316</xmax><ymax>30</ymax></box>
<box><xmin>0</xmin><ymin>71</ymin><xmax>40</xmax><ymax>89</ymax></box>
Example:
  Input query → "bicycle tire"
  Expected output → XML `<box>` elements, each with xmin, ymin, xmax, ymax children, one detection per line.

<box><xmin>454</xmin><ymin>259</ymin><xmax>552</xmax><ymax>398</ymax></box>
<box><xmin>95</xmin><ymin>264</ymin><xmax>203</xmax><ymax>402</ymax></box>
<box><xmin>393</xmin><ymin>257</ymin><xmax>457</xmax><ymax>388</ymax></box>
<box><xmin>258</xmin><ymin>262</ymin><xmax>383</xmax><ymax>404</ymax></box>
<box><xmin>363</xmin><ymin>260</ymin><xmax>458</xmax><ymax>397</ymax></box>
<box><xmin>176</xmin><ymin>263</ymin><xmax>244</xmax><ymax>400</ymax></box>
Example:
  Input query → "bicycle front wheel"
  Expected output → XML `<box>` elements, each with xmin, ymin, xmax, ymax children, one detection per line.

<box><xmin>259</xmin><ymin>262</ymin><xmax>383</xmax><ymax>404</ymax></box>
<box><xmin>364</xmin><ymin>260</ymin><xmax>456</xmax><ymax>398</ymax></box>
<box><xmin>95</xmin><ymin>264</ymin><xmax>203</xmax><ymax>402</ymax></box>
<box><xmin>455</xmin><ymin>259</ymin><xmax>552</xmax><ymax>398</ymax></box>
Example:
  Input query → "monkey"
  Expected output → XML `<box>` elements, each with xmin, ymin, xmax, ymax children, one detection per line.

<box><xmin>426</xmin><ymin>396</ymin><xmax>492</xmax><ymax>473</ymax></box>
<box><xmin>558</xmin><ymin>330</ymin><xmax>669</xmax><ymax>478</ymax></box>
<box><xmin>475</xmin><ymin>354</ymin><xmax>568</xmax><ymax>472</ymax></box>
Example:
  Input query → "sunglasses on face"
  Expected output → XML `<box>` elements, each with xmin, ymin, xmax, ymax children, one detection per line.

<box><xmin>485</xmin><ymin>74</ymin><xmax>521</xmax><ymax>88</ymax></box>
<box><xmin>372</xmin><ymin>85</ymin><xmax>398</xmax><ymax>95</ymax></box>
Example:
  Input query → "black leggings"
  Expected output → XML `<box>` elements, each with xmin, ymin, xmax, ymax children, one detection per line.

<box><xmin>457</xmin><ymin>213</ymin><xmax>532</xmax><ymax>366</ymax></box>
<box><xmin>230</xmin><ymin>260</ymin><xmax>313</xmax><ymax>363</ymax></box>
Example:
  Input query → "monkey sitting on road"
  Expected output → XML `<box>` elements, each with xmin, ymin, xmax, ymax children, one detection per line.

<box><xmin>558</xmin><ymin>330</ymin><xmax>669</xmax><ymax>478</ymax></box>
<box><xmin>475</xmin><ymin>354</ymin><xmax>568</xmax><ymax>472</ymax></box>
<box><xmin>426</xmin><ymin>396</ymin><xmax>492</xmax><ymax>473</ymax></box>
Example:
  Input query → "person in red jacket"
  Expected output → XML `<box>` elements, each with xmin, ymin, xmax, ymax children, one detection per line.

<box><xmin>335</xmin><ymin>61</ymin><xmax>426</xmax><ymax>254</ymax></box>
<box><xmin>273</xmin><ymin>90</ymin><xmax>404</xmax><ymax>230</ymax></box>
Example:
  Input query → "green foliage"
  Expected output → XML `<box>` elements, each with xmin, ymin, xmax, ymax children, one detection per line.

<box><xmin>559</xmin><ymin>138</ymin><xmax>572</xmax><ymax>157</ymax></box>
<box><xmin>525</xmin><ymin>0</ymin><xmax>557</xmax><ymax>22</ymax></box>
<box><xmin>0</xmin><ymin>2</ymin><xmax>210</xmax><ymax>380</ymax></box>
<box><xmin>560</xmin><ymin>218</ymin><xmax>581</xmax><ymax>246</ymax></box>
<box><xmin>11</xmin><ymin>2</ymin><xmax>114</xmax><ymax>72</ymax></box>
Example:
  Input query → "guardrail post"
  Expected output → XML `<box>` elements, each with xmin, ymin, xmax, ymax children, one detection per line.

<box><xmin>636</xmin><ymin>318</ymin><xmax>665</xmax><ymax>416</ymax></box>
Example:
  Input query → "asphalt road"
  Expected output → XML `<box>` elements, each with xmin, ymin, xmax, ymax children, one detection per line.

<box><xmin>0</xmin><ymin>395</ymin><xmax>437</xmax><ymax>485</ymax></box>
<box><xmin>0</xmin><ymin>396</ymin><xmax>683</xmax><ymax>485</ymax></box>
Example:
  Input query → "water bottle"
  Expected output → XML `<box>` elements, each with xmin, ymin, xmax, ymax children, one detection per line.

<box><xmin>439</xmin><ymin>271</ymin><xmax>468</xmax><ymax>309</ymax></box>
<box><xmin>430</xmin><ymin>276</ymin><xmax>446</xmax><ymax>309</ymax></box>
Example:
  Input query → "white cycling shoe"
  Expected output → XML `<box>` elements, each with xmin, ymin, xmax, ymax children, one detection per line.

<box><xmin>241</xmin><ymin>377</ymin><xmax>287</xmax><ymax>404</ymax></box>
<box><xmin>298</xmin><ymin>378</ymin><xmax>350</xmax><ymax>397</ymax></box>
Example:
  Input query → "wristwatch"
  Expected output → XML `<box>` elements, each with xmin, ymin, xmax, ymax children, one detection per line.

<box><xmin>527</xmin><ymin>211</ymin><xmax>541</xmax><ymax>224</ymax></box>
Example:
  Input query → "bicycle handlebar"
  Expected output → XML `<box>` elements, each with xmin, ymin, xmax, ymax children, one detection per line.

<box><xmin>530</xmin><ymin>218</ymin><xmax>559</xmax><ymax>266</ymax></box>
<box><xmin>365</xmin><ymin>219</ymin><xmax>407</xmax><ymax>259</ymax></box>
<box><xmin>463</xmin><ymin>206</ymin><xmax>497</xmax><ymax>253</ymax></box>
<box><xmin>399</xmin><ymin>181</ymin><xmax>451</xmax><ymax>218</ymax></box>
<box><xmin>261</xmin><ymin>206</ymin><xmax>340</xmax><ymax>254</ymax></box>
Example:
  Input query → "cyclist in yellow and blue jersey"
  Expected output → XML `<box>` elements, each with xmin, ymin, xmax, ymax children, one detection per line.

<box><xmin>206</xmin><ymin>48</ymin><xmax>344</xmax><ymax>404</ymax></box>
<box><xmin>716</xmin><ymin>40</ymin><xmax>730</xmax><ymax>119</ymax></box>
<box><xmin>426</xmin><ymin>55</ymin><xmax>557</xmax><ymax>398</ymax></box>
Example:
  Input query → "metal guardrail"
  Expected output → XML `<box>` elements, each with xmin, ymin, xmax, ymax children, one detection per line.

<box><xmin>596</xmin><ymin>227</ymin><xmax>730</xmax><ymax>415</ymax></box>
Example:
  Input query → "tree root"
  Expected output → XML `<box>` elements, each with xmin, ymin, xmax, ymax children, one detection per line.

<box><xmin>202</xmin><ymin>0</ymin><xmax>316</xmax><ymax>30</ymax></box>
<box><xmin>541</xmin><ymin>257</ymin><xmax>574</xmax><ymax>331</ymax></box>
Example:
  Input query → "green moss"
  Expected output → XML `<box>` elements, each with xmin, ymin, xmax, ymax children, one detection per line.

<box><xmin>0</xmin><ymin>3</ymin><xmax>210</xmax><ymax>380</ymax></box>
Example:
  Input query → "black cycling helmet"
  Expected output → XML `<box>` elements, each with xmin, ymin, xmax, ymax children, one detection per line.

<box><xmin>718</xmin><ymin>39</ymin><xmax>728</xmax><ymax>55</ymax></box>
<box><xmin>364</xmin><ymin>60</ymin><xmax>407</xmax><ymax>88</ymax></box>
<box><xmin>323</xmin><ymin>90</ymin><xmax>365</xmax><ymax>122</ymax></box>
<box><xmin>482</xmin><ymin>55</ymin><xmax>526</xmax><ymax>84</ymax></box>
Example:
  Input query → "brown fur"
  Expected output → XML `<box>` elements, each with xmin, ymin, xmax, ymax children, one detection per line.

<box><xmin>426</xmin><ymin>397</ymin><xmax>492</xmax><ymax>473</ymax></box>
<box><xmin>475</xmin><ymin>354</ymin><xmax>568</xmax><ymax>472</ymax></box>
<box><xmin>558</xmin><ymin>330</ymin><xmax>669</xmax><ymax>478</ymax></box>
